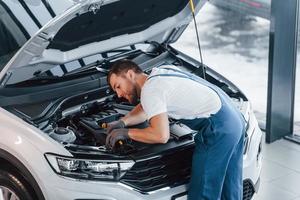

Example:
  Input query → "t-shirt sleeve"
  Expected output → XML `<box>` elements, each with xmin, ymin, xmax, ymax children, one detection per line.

<box><xmin>141</xmin><ymin>84</ymin><xmax>167</xmax><ymax>120</ymax></box>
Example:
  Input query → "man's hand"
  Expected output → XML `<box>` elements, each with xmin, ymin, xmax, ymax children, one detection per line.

<box><xmin>106</xmin><ymin>120</ymin><xmax>125</xmax><ymax>134</ymax></box>
<box><xmin>105</xmin><ymin>128</ymin><xmax>129</xmax><ymax>149</ymax></box>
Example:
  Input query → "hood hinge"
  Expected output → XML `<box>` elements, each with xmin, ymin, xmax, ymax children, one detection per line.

<box><xmin>0</xmin><ymin>71</ymin><xmax>12</xmax><ymax>88</ymax></box>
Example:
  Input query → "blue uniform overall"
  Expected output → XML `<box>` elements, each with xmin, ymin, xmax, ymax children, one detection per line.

<box><xmin>148</xmin><ymin>67</ymin><xmax>245</xmax><ymax>200</ymax></box>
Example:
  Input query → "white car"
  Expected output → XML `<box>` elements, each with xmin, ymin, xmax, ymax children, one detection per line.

<box><xmin>0</xmin><ymin>0</ymin><xmax>262</xmax><ymax>200</ymax></box>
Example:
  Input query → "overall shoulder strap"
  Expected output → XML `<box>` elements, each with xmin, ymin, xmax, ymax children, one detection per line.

<box><xmin>148</xmin><ymin>67</ymin><xmax>204</xmax><ymax>85</ymax></box>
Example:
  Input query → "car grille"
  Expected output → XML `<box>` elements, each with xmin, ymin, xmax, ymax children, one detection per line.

<box><xmin>243</xmin><ymin>179</ymin><xmax>255</xmax><ymax>200</ymax></box>
<box><xmin>121</xmin><ymin>146</ymin><xmax>256</xmax><ymax>200</ymax></box>
<box><xmin>120</xmin><ymin>146</ymin><xmax>194</xmax><ymax>193</ymax></box>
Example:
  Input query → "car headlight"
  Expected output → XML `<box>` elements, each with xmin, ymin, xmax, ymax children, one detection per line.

<box><xmin>243</xmin><ymin>110</ymin><xmax>256</xmax><ymax>155</ymax></box>
<box><xmin>243</xmin><ymin>134</ymin><xmax>249</xmax><ymax>155</ymax></box>
<box><xmin>45</xmin><ymin>153</ymin><xmax>134</xmax><ymax>181</ymax></box>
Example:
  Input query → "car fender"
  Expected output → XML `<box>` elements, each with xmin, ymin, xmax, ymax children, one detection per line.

<box><xmin>0</xmin><ymin>107</ymin><xmax>73</xmax><ymax>199</ymax></box>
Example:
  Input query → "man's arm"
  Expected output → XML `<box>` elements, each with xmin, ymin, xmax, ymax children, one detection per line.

<box><xmin>127</xmin><ymin>112</ymin><xmax>170</xmax><ymax>144</ymax></box>
<box><xmin>121</xmin><ymin>103</ymin><xmax>147</xmax><ymax>126</ymax></box>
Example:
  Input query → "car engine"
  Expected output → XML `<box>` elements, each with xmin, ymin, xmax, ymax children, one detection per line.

<box><xmin>39</xmin><ymin>95</ymin><xmax>194</xmax><ymax>155</ymax></box>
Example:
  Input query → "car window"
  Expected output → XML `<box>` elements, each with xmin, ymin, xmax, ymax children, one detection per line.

<box><xmin>44</xmin><ymin>46</ymin><xmax>139</xmax><ymax>77</ymax></box>
<box><xmin>0</xmin><ymin>3</ymin><xmax>29</xmax><ymax>71</ymax></box>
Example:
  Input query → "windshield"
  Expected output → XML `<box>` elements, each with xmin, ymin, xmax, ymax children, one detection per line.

<box><xmin>4</xmin><ymin>43</ymin><xmax>153</xmax><ymax>87</ymax></box>
<box><xmin>0</xmin><ymin>2</ymin><xmax>29</xmax><ymax>71</ymax></box>
<box><xmin>23</xmin><ymin>43</ymin><xmax>152</xmax><ymax>79</ymax></box>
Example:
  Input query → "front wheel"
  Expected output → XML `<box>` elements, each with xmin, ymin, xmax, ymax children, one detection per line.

<box><xmin>0</xmin><ymin>169</ymin><xmax>35</xmax><ymax>200</ymax></box>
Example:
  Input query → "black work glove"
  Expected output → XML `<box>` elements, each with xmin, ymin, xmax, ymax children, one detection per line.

<box><xmin>106</xmin><ymin>120</ymin><xmax>126</xmax><ymax>134</ymax></box>
<box><xmin>105</xmin><ymin>128</ymin><xmax>129</xmax><ymax>150</ymax></box>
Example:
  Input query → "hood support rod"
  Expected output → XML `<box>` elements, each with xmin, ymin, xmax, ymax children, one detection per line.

<box><xmin>189</xmin><ymin>0</ymin><xmax>206</xmax><ymax>79</ymax></box>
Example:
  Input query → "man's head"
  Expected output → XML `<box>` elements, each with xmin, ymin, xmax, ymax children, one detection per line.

<box><xmin>107</xmin><ymin>60</ymin><xmax>144</xmax><ymax>104</ymax></box>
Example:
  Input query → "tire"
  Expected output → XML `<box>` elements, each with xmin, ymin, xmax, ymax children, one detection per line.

<box><xmin>0</xmin><ymin>168</ymin><xmax>35</xmax><ymax>200</ymax></box>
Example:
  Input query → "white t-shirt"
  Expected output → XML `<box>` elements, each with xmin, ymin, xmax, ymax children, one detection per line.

<box><xmin>141</xmin><ymin>66</ymin><xmax>222</xmax><ymax>120</ymax></box>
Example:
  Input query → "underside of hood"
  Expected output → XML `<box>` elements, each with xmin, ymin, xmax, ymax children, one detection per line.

<box><xmin>0</xmin><ymin>0</ymin><xmax>206</xmax><ymax>85</ymax></box>
<box><xmin>49</xmin><ymin>0</ymin><xmax>199</xmax><ymax>51</ymax></box>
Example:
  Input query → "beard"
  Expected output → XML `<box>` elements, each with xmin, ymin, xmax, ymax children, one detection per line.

<box><xmin>127</xmin><ymin>84</ymin><xmax>139</xmax><ymax>105</ymax></box>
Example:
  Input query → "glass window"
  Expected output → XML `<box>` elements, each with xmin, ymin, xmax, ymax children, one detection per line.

<box><xmin>0</xmin><ymin>4</ymin><xmax>28</xmax><ymax>71</ymax></box>
<box><xmin>295</xmin><ymin>12</ymin><xmax>300</xmax><ymax>134</ymax></box>
<box><xmin>173</xmin><ymin>2</ymin><xmax>270</xmax><ymax>128</ymax></box>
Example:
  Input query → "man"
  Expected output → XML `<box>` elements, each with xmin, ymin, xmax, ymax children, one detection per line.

<box><xmin>106</xmin><ymin>59</ymin><xmax>245</xmax><ymax>200</ymax></box>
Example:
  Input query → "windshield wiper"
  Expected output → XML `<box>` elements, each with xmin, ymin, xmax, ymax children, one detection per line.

<box><xmin>63</xmin><ymin>49</ymin><xmax>142</xmax><ymax>77</ymax></box>
<box><xmin>63</xmin><ymin>59</ymin><xmax>109</xmax><ymax>77</ymax></box>
<box><xmin>6</xmin><ymin>75</ymin><xmax>65</xmax><ymax>87</ymax></box>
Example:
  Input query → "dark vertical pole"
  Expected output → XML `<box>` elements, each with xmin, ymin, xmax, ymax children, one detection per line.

<box><xmin>266</xmin><ymin>0</ymin><xmax>299</xmax><ymax>143</ymax></box>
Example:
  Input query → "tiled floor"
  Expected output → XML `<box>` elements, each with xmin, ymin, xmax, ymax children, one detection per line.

<box><xmin>253</xmin><ymin>132</ymin><xmax>300</xmax><ymax>200</ymax></box>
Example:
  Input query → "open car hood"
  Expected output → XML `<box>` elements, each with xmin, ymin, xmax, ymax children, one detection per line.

<box><xmin>0</xmin><ymin>0</ymin><xmax>206</xmax><ymax>85</ymax></box>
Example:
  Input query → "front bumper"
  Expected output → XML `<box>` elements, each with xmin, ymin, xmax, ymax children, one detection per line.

<box><xmin>41</xmin><ymin>114</ymin><xmax>262</xmax><ymax>200</ymax></box>
<box><xmin>42</xmin><ymin>176</ymin><xmax>188</xmax><ymax>200</ymax></box>
<box><xmin>242</xmin><ymin>112</ymin><xmax>263</xmax><ymax>200</ymax></box>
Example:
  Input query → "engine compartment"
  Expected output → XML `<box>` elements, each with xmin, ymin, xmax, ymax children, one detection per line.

<box><xmin>41</xmin><ymin>97</ymin><xmax>133</xmax><ymax>153</ymax></box>
<box><xmin>39</xmin><ymin>94</ymin><xmax>195</xmax><ymax>155</ymax></box>
<box><xmin>2</xmin><ymin>45</ymin><xmax>248</xmax><ymax>156</ymax></box>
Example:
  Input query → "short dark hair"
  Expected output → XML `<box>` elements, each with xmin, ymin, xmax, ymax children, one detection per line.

<box><xmin>107</xmin><ymin>59</ymin><xmax>143</xmax><ymax>87</ymax></box>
